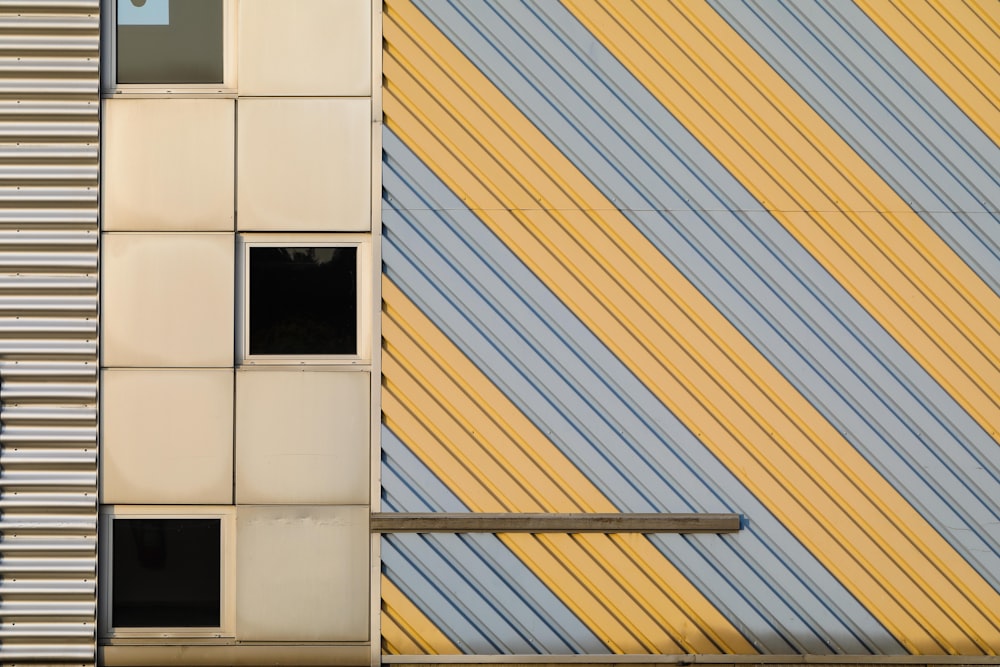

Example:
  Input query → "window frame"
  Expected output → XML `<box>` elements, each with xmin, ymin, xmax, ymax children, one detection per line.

<box><xmin>237</xmin><ymin>234</ymin><xmax>372</xmax><ymax>366</ymax></box>
<box><xmin>98</xmin><ymin>506</ymin><xmax>236</xmax><ymax>640</ymax></box>
<box><xmin>101</xmin><ymin>0</ymin><xmax>237</xmax><ymax>96</ymax></box>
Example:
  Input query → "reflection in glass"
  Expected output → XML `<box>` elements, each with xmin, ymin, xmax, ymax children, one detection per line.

<box><xmin>112</xmin><ymin>518</ymin><xmax>221</xmax><ymax>627</ymax></box>
<box><xmin>249</xmin><ymin>246</ymin><xmax>358</xmax><ymax>355</ymax></box>
<box><xmin>117</xmin><ymin>0</ymin><xmax>224</xmax><ymax>84</ymax></box>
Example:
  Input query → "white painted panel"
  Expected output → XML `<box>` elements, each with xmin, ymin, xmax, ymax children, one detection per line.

<box><xmin>235</xmin><ymin>505</ymin><xmax>368</xmax><ymax>641</ymax></box>
<box><xmin>103</xmin><ymin>99</ymin><xmax>234</xmax><ymax>231</ymax></box>
<box><xmin>236</xmin><ymin>369</ymin><xmax>369</xmax><ymax>504</ymax></box>
<box><xmin>101</xmin><ymin>233</ymin><xmax>234</xmax><ymax>367</ymax></box>
<box><xmin>238</xmin><ymin>0</ymin><xmax>371</xmax><ymax>96</ymax></box>
<box><xmin>100</xmin><ymin>369</ymin><xmax>234</xmax><ymax>504</ymax></box>
<box><xmin>236</xmin><ymin>98</ymin><xmax>370</xmax><ymax>231</ymax></box>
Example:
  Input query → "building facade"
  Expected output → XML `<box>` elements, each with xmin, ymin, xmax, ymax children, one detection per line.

<box><xmin>2</xmin><ymin>0</ymin><xmax>1000</xmax><ymax>665</ymax></box>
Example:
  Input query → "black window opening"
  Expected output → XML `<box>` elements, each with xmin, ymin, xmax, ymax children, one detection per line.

<box><xmin>112</xmin><ymin>518</ymin><xmax>221</xmax><ymax>628</ymax></box>
<box><xmin>116</xmin><ymin>0</ymin><xmax>224</xmax><ymax>84</ymax></box>
<box><xmin>248</xmin><ymin>246</ymin><xmax>358</xmax><ymax>356</ymax></box>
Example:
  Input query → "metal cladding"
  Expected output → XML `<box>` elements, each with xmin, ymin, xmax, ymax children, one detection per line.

<box><xmin>0</xmin><ymin>0</ymin><xmax>99</xmax><ymax>663</ymax></box>
<box><xmin>381</xmin><ymin>0</ymin><xmax>1000</xmax><ymax>658</ymax></box>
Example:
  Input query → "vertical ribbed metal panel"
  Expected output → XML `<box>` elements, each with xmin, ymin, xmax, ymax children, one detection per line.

<box><xmin>0</xmin><ymin>0</ymin><xmax>98</xmax><ymax>663</ymax></box>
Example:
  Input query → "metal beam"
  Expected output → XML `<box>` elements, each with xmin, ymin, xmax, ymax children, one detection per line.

<box><xmin>370</xmin><ymin>513</ymin><xmax>741</xmax><ymax>534</ymax></box>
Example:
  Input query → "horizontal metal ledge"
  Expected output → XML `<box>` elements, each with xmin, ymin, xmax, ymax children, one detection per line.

<box><xmin>101</xmin><ymin>643</ymin><xmax>370</xmax><ymax>667</ymax></box>
<box><xmin>370</xmin><ymin>513</ymin><xmax>741</xmax><ymax>534</ymax></box>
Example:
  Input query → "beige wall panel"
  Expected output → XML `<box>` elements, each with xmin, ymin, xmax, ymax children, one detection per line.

<box><xmin>235</xmin><ymin>505</ymin><xmax>369</xmax><ymax>641</ymax></box>
<box><xmin>236</xmin><ymin>369</ymin><xmax>370</xmax><ymax>504</ymax></box>
<box><xmin>101</xmin><ymin>369</ymin><xmax>234</xmax><ymax>504</ymax></box>
<box><xmin>238</xmin><ymin>0</ymin><xmax>371</xmax><ymax>96</ymax></box>
<box><xmin>102</xmin><ymin>233</ymin><xmax>234</xmax><ymax>367</ymax></box>
<box><xmin>237</xmin><ymin>98</ymin><xmax>370</xmax><ymax>231</ymax></box>
<box><xmin>103</xmin><ymin>99</ymin><xmax>235</xmax><ymax>231</ymax></box>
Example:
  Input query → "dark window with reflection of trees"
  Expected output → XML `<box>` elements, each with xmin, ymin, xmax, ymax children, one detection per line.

<box><xmin>249</xmin><ymin>246</ymin><xmax>357</xmax><ymax>355</ymax></box>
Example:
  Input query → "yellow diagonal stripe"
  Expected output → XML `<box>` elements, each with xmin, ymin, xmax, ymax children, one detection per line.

<box><xmin>384</xmin><ymin>0</ymin><xmax>1000</xmax><ymax>653</ymax></box>
<box><xmin>562</xmin><ymin>0</ymin><xmax>1000</xmax><ymax>444</ymax></box>
<box><xmin>855</xmin><ymin>0</ymin><xmax>1000</xmax><ymax>147</ymax></box>
<box><xmin>382</xmin><ymin>279</ymin><xmax>756</xmax><ymax>654</ymax></box>
<box><xmin>382</xmin><ymin>576</ymin><xmax>461</xmax><ymax>655</ymax></box>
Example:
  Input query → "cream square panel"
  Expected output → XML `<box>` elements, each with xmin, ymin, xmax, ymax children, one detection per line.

<box><xmin>237</xmin><ymin>98</ymin><xmax>370</xmax><ymax>231</ymax></box>
<box><xmin>103</xmin><ymin>99</ymin><xmax>234</xmax><ymax>231</ymax></box>
<box><xmin>238</xmin><ymin>0</ymin><xmax>371</xmax><ymax>96</ymax></box>
<box><xmin>102</xmin><ymin>233</ymin><xmax>234</xmax><ymax>367</ymax></box>
<box><xmin>101</xmin><ymin>369</ymin><xmax>234</xmax><ymax>504</ymax></box>
<box><xmin>235</xmin><ymin>505</ymin><xmax>368</xmax><ymax>641</ymax></box>
<box><xmin>236</xmin><ymin>369</ymin><xmax>369</xmax><ymax>504</ymax></box>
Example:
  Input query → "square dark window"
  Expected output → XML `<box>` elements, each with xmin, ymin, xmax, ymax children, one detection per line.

<box><xmin>112</xmin><ymin>518</ymin><xmax>221</xmax><ymax>628</ymax></box>
<box><xmin>248</xmin><ymin>246</ymin><xmax>358</xmax><ymax>356</ymax></box>
<box><xmin>116</xmin><ymin>0</ymin><xmax>224</xmax><ymax>84</ymax></box>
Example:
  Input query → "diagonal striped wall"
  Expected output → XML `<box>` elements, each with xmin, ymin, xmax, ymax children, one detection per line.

<box><xmin>381</xmin><ymin>0</ymin><xmax>1000</xmax><ymax>657</ymax></box>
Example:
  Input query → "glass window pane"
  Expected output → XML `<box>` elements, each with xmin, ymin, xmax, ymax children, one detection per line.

<box><xmin>112</xmin><ymin>518</ymin><xmax>221</xmax><ymax>627</ymax></box>
<box><xmin>117</xmin><ymin>0</ymin><xmax>224</xmax><ymax>84</ymax></box>
<box><xmin>249</xmin><ymin>246</ymin><xmax>358</xmax><ymax>355</ymax></box>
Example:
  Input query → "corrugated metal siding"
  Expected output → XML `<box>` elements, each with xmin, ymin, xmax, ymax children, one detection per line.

<box><xmin>0</xmin><ymin>0</ymin><xmax>98</xmax><ymax>663</ymax></box>
<box><xmin>381</xmin><ymin>130</ymin><xmax>900</xmax><ymax>655</ymax></box>
<box><xmin>707</xmin><ymin>1</ymin><xmax>1000</xmax><ymax>293</ymax></box>
<box><xmin>381</xmin><ymin>0</ymin><xmax>1000</xmax><ymax>658</ymax></box>
<box><xmin>382</xmin><ymin>429</ymin><xmax>610</xmax><ymax>655</ymax></box>
<box><xmin>852</xmin><ymin>0</ymin><xmax>1000</xmax><ymax>150</ymax></box>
